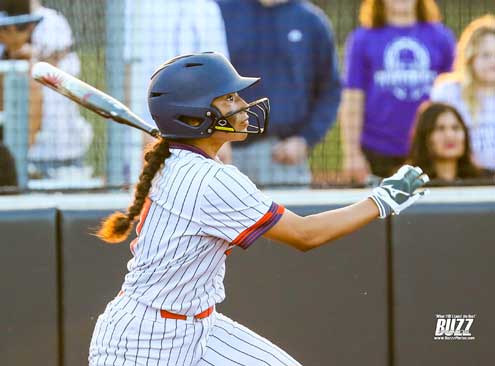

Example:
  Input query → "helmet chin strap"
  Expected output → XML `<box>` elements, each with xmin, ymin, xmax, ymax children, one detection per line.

<box><xmin>208</xmin><ymin>98</ymin><xmax>270</xmax><ymax>135</ymax></box>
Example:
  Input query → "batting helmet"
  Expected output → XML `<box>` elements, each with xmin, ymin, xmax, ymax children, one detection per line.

<box><xmin>148</xmin><ymin>52</ymin><xmax>270</xmax><ymax>139</ymax></box>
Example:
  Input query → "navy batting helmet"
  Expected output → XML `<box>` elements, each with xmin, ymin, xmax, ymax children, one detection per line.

<box><xmin>147</xmin><ymin>52</ymin><xmax>270</xmax><ymax>139</ymax></box>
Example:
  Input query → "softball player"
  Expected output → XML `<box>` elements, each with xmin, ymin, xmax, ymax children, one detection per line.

<box><xmin>89</xmin><ymin>52</ymin><xmax>428</xmax><ymax>366</ymax></box>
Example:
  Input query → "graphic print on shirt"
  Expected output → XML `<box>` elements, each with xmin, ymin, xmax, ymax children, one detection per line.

<box><xmin>287</xmin><ymin>29</ymin><xmax>303</xmax><ymax>43</ymax></box>
<box><xmin>374</xmin><ymin>37</ymin><xmax>436</xmax><ymax>101</ymax></box>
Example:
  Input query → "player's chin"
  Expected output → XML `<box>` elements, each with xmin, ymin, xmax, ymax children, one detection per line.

<box><xmin>231</xmin><ymin>131</ymin><xmax>248</xmax><ymax>141</ymax></box>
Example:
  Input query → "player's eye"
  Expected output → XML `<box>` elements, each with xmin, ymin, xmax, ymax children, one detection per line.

<box><xmin>226</xmin><ymin>95</ymin><xmax>234</xmax><ymax>102</ymax></box>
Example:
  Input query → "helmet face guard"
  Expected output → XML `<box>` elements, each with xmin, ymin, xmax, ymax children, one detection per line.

<box><xmin>209</xmin><ymin>97</ymin><xmax>270</xmax><ymax>135</ymax></box>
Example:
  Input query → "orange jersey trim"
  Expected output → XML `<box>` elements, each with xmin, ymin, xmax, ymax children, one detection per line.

<box><xmin>130</xmin><ymin>197</ymin><xmax>152</xmax><ymax>254</ymax></box>
<box><xmin>232</xmin><ymin>203</ymin><xmax>285</xmax><ymax>248</ymax></box>
<box><xmin>136</xmin><ymin>197</ymin><xmax>152</xmax><ymax>235</ymax></box>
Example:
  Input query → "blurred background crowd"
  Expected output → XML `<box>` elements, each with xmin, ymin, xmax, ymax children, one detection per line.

<box><xmin>0</xmin><ymin>0</ymin><xmax>493</xmax><ymax>193</ymax></box>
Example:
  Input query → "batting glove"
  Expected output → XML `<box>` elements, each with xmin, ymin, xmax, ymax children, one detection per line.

<box><xmin>370</xmin><ymin>165</ymin><xmax>430</xmax><ymax>219</ymax></box>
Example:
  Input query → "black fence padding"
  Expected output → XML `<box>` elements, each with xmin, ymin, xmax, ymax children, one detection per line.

<box><xmin>36</xmin><ymin>201</ymin><xmax>495</xmax><ymax>366</ymax></box>
<box><xmin>0</xmin><ymin>209</ymin><xmax>58</xmax><ymax>366</ymax></box>
<box><xmin>217</xmin><ymin>205</ymin><xmax>389</xmax><ymax>366</ymax></box>
<box><xmin>391</xmin><ymin>203</ymin><xmax>495</xmax><ymax>366</ymax></box>
<box><xmin>59</xmin><ymin>210</ymin><xmax>133</xmax><ymax>366</ymax></box>
<box><xmin>58</xmin><ymin>205</ymin><xmax>388</xmax><ymax>366</ymax></box>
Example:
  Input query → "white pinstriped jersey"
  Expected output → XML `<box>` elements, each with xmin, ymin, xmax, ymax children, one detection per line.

<box><xmin>121</xmin><ymin>143</ymin><xmax>284</xmax><ymax>316</ymax></box>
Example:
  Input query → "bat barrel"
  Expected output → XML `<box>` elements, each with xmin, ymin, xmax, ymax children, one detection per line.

<box><xmin>31</xmin><ymin>62</ymin><xmax>160</xmax><ymax>139</ymax></box>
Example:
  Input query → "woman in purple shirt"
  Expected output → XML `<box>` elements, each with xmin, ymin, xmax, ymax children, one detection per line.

<box><xmin>340</xmin><ymin>0</ymin><xmax>455</xmax><ymax>183</ymax></box>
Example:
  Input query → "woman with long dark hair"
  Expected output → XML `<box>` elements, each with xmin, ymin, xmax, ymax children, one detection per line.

<box><xmin>409</xmin><ymin>101</ymin><xmax>492</xmax><ymax>183</ymax></box>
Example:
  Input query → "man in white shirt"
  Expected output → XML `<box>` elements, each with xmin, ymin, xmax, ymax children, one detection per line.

<box><xmin>0</xmin><ymin>0</ymin><xmax>93</xmax><ymax>181</ymax></box>
<box><xmin>124</xmin><ymin>0</ymin><xmax>230</xmax><ymax>125</ymax></box>
<box><xmin>123</xmin><ymin>0</ymin><xmax>230</xmax><ymax>178</ymax></box>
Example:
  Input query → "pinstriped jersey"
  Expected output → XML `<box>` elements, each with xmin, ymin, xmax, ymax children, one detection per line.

<box><xmin>121</xmin><ymin>143</ymin><xmax>284</xmax><ymax>316</ymax></box>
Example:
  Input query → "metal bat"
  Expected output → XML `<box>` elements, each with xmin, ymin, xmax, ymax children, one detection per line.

<box><xmin>31</xmin><ymin>62</ymin><xmax>161</xmax><ymax>138</ymax></box>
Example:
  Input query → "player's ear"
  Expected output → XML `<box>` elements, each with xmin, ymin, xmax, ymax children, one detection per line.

<box><xmin>178</xmin><ymin>116</ymin><xmax>203</xmax><ymax>127</ymax></box>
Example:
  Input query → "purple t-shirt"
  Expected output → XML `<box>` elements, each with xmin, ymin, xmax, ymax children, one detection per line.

<box><xmin>344</xmin><ymin>22</ymin><xmax>455</xmax><ymax>156</ymax></box>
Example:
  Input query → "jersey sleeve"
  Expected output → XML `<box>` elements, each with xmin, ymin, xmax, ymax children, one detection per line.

<box><xmin>343</xmin><ymin>28</ymin><xmax>368</xmax><ymax>90</ymax></box>
<box><xmin>439</xmin><ymin>24</ymin><xmax>456</xmax><ymax>73</ymax></box>
<box><xmin>200</xmin><ymin>166</ymin><xmax>284</xmax><ymax>249</ymax></box>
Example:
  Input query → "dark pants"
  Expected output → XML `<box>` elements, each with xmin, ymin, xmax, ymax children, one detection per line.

<box><xmin>362</xmin><ymin>147</ymin><xmax>406</xmax><ymax>178</ymax></box>
<box><xmin>0</xmin><ymin>143</ymin><xmax>18</xmax><ymax>187</ymax></box>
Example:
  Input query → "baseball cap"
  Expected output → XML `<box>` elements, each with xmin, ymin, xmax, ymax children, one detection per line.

<box><xmin>0</xmin><ymin>0</ymin><xmax>42</xmax><ymax>28</ymax></box>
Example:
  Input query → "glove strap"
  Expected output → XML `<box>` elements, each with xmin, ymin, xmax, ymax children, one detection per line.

<box><xmin>369</xmin><ymin>189</ymin><xmax>392</xmax><ymax>219</ymax></box>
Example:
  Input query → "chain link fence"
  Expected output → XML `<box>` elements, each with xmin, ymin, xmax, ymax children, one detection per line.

<box><xmin>0</xmin><ymin>0</ymin><xmax>493</xmax><ymax>193</ymax></box>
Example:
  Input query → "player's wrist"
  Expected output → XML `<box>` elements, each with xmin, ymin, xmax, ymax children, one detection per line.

<box><xmin>369</xmin><ymin>165</ymin><xmax>430</xmax><ymax>219</ymax></box>
<box><xmin>369</xmin><ymin>190</ymin><xmax>392</xmax><ymax>219</ymax></box>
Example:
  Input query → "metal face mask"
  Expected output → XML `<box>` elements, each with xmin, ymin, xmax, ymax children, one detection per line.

<box><xmin>208</xmin><ymin>97</ymin><xmax>270</xmax><ymax>135</ymax></box>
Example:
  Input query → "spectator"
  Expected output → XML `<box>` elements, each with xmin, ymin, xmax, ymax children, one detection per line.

<box><xmin>0</xmin><ymin>0</ymin><xmax>42</xmax><ymax>188</ymax></box>
<box><xmin>124</xmin><ymin>0</ymin><xmax>229</xmax><ymax>128</ymax></box>
<box><xmin>217</xmin><ymin>0</ymin><xmax>341</xmax><ymax>187</ymax></box>
<box><xmin>0</xmin><ymin>143</ymin><xmax>17</xmax><ymax>188</ymax></box>
<box><xmin>431</xmin><ymin>14</ymin><xmax>495</xmax><ymax>171</ymax></box>
<box><xmin>0</xmin><ymin>0</ymin><xmax>93</xmax><ymax>181</ymax></box>
<box><xmin>123</xmin><ymin>0</ymin><xmax>230</xmax><ymax>179</ymax></box>
<box><xmin>408</xmin><ymin>101</ymin><xmax>492</xmax><ymax>184</ymax></box>
<box><xmin>28</xmin><ymin>0</ymin><xmax>93</xmax><ymax>180</ymax></box>
<box><xmin>341</xmin><ymin>0</ymin><xmax>455</xmax><ymax>183</ymax></box>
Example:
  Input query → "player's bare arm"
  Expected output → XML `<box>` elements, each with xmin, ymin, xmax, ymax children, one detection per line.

<box><xmin>264</xmin><ymin>199</ymin><xmax>379</xmax><ymax>251</ymax></box>
<box><xmin>265</xmin><ymin>165</ymin><xmax>429</xmax><ymax>251</ymax></box>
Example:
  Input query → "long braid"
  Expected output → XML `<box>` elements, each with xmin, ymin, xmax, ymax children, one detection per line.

<box><xmin>97</xmin><ymin>138</ymin><xmax>171</xmax><ymax>243</ymax></box>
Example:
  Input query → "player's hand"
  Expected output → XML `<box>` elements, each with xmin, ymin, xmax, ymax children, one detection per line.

<box><xmin>342</xmin><ymin>151</ymin><xmax>370</xmax><ymax>184</ymax></box>
<box><xmin>272</xmin><ymin>136</ymin><xmax>308</xmax><ymax>165</ymax></box>
<box><xmin>369</xmin><ymin>165</ymin><xmax>430</xmax><ymax>218</ymax></box>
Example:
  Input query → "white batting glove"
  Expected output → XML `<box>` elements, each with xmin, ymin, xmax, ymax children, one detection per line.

<box><xmin>369</xmin><ymin>165</ymin><xmax>430</xmax><ymax>219</ymax></box>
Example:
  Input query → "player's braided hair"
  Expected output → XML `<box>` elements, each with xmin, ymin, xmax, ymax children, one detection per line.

<box><xmin>97</xmin><ymin>137</ymin><xmax>171</xmax><ymax>243</ymax></box>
